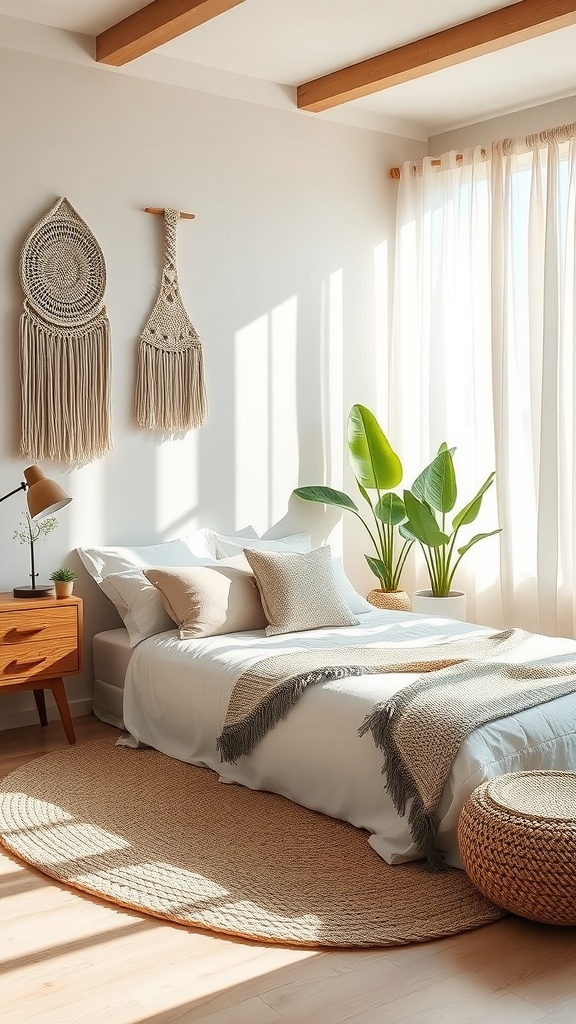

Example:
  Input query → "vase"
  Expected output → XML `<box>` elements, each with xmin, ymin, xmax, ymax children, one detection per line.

<box><xmin>55</xmin><ymin>581</ymin><xmax>74</xmax><ymax>599</ymax></box>
<box><xmin>366</xmin><ymin>589</ymin><xmax>412</xmax><ymax>612</ymax></box>
<box><xmin>410</xmin><ymin>590</ymin><xmax>466</xmax><ymax>621</ymax></box>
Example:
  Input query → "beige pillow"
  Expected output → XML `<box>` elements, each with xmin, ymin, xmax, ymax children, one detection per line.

<box><xmin>144</xmin><ymin>555</ymin><xmax>268</xmax><ymax>639</ymax></box>
<box><xmin>243</xmin><ymin>545</ymin><xmax>359</xmax><ymax>636</ymax></box>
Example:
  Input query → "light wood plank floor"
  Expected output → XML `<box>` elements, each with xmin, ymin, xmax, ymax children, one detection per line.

<box><xmin>1</xmin><ymin>716</ymin><xmax>575</xmax><ymax>1024</ymax></box>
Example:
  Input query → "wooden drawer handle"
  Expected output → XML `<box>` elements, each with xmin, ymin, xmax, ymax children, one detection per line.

<box><xmin>5</xmin><ymin>626</ymin><xmax>48</xmax><ymax>641</ymax></box>
<box><xmin>4</xmin><ymin>657</ymin><xmax>47</xmax><ymax>673</ymax></box>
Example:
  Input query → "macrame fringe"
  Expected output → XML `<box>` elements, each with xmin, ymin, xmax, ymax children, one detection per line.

<box><xmin>135</xmin><ymin>340</ymin><xmax>207</xmax><ymax>432</ymax></box>
<box><xmin>20</xmin><ymin>310</ymin><xmax>112</xmax><ymax>465</ymax></box>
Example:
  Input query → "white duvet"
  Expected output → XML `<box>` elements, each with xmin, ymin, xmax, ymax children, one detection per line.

<box><xmin>121</xmin><ymin>608</ymin><xmax>576</xmax><ymax>868</ymax></box>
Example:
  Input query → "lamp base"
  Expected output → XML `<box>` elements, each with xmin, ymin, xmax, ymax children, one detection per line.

<box><xmin>13</xmin><ymin>584</ymin><xmax>55</xmax><ymax>599</ymax></box>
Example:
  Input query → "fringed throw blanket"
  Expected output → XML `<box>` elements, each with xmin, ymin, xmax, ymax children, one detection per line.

<box><xmin>19</xmin><ymin>197</ymin><xmax>112</xmax><ymax>465</ymax></box>
<box><xmin>135</xmin><ymin>208</ymin><xmax>206</xmax><ymax>432</ymax></box>
<box><xmin>216</xmin><ymin>628</ymin><xmax>576</xmax><ymax>868</ymax></box>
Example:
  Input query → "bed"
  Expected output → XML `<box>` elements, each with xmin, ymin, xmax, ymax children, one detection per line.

<box><xmin>109</xmin><ymin>607</ymin><xmax>576</xmax><ymax>870</ymax></box>
<box><xmin>83</xmin><ymin>530</ymin><xmax>576</xmax><ymax>870</ymax></box>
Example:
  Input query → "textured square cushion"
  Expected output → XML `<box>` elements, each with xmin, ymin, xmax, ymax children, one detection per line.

<box><xmin>243</xmin><ymin>545</ymin><xmax>360</xmax><ymax>636</ymax></box>
<box><xmin>144</xmin><ymin>555</ymin><xmax>268</xmax><ymax>639</ymax></box>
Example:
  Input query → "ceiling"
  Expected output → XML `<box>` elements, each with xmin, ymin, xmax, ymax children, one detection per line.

<box><xmin>1</xmin><ymin>0</ymin><xmax>576</xmax><ymax>139</ymax></box>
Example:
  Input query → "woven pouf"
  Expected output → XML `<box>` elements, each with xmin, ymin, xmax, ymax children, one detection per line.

<box><xmin>458</xmin><ymin>771</ymin><xmax>576</xmax><ymax>925</ymax></box>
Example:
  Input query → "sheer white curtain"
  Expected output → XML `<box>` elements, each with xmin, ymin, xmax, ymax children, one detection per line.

<box><xmin>390</xmin><ymin>128</ymin><xmax>576</xmax><ymax>636</ymax></box>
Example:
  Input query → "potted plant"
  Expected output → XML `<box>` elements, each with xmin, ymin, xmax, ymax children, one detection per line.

<box><xmin>293</xmin><ymin>404</ymin><xmax>413</xmax><ymax>610</ymax></box>
<box><xmin>400</xmin><ymin>443</ymin><xmax>501</xmax><ymax>619</ymax></box>
<box><xmin>50</xmin><ymin>566</ymin><xmax>77</xmax><ymax>599</ymax></box>
<box><xmin>13</xmin><ymin>513</ymin><xmax>59</xmax><ymax>596</ymax></box>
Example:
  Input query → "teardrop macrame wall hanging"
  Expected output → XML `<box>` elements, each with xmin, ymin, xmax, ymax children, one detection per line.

<box><xmin>135</xmin><ymin>208</ymin><xmax>207</xmax><ymax>432</ymax></box>
<box><xmin>19</xmin><ymin>197</ymin><xmax>112</xmax><ymax>466</ymax></box>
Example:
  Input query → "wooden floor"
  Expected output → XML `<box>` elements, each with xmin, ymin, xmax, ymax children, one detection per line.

<box><xmin>1</xmin><ymin>717</ymin><xmax>575</xmax><ymax>1024</ymax></box>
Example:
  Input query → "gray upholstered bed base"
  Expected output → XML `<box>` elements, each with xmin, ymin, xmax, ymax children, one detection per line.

<box><xmin>92</xmin><ymin>628</ymin><xmax>133</xmax><ymax>729</ymax></box>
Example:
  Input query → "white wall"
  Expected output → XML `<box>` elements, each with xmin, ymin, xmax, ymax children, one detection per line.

<box><xmin>430</xmin><ymin>94</ymin><xmax>576</xmax><ymax>153</ymax></box>
<box><xmin>0</xmin><ymin>47</ymin><xmax>424</xmax><ymax>729</ymax></box>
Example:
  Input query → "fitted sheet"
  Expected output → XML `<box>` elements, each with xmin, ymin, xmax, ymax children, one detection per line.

<box><xmin>120</xmin><ymin>609</ymin><xmax>576</xmax><ymax>868</ymax></box>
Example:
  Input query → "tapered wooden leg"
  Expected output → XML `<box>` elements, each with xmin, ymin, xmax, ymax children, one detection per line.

<box><xmin>49</xmin><ymin>679</ymin><xmax>76</xmax><ymax>744</ymax></box>
<box><xmin>33</xmin><ymin>689</ymin><xmax>48</xmax><ymax>727</ymax></box>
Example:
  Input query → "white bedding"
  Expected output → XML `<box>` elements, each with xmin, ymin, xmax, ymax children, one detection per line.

<box><xmin>120</xmin><ymin>608</ymin><xmax>576</xmax><ymax>868</ymax></box>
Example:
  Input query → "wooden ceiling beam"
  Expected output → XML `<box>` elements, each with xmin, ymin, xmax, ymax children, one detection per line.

<box><xmin>297</xmin><ymin>0</ymin><xmax>576</xmax><ymax>112</ymax></box>
<box><xmin>96</xmin><ymin>0</ymin><xmax>247</xmax><ymax>66</ymax></box>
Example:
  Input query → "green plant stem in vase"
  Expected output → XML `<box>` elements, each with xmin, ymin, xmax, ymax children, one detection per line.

<box><xmin>400</xmin><ymin>443</ymin><xmax>501</xmax><ymax>598</ymax></box>
<box><xmin>293</xmin><ymin>405</ymin><xmax>413</xmax><ymax>604</ymax></box>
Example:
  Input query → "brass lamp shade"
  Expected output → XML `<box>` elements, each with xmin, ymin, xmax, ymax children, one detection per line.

<box><xmin>24</xmin><ymin>466</ymin><xmax>72</xmax><ymax>521</ymax></box>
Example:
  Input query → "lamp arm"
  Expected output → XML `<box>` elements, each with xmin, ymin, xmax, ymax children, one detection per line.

<box><xmin>0</xmin><ymin>482</ymin><xmax>26</xmax><ymax>503</ymax></box>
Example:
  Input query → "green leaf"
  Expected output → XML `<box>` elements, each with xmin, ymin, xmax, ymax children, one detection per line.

<box><xmin>403</xmin><ymin>490</ymin><xmax>449</xmax><ymax>547</ymax></box>
<box><xmin>374</xmin><ymin>492</ymin><xmax>406</xmax><ymax>526</ymax></box>
<box><xmin>293</xmin><ymin>486</ymin><xmax>358</xmax><ymax>512</ymax></box>
<box><xmin>452</xmin><ymin>472</ymin><xmax>496</xmax><ymax>530</ymax></box>
<box><xmin>398</xmin><ymin>521</ymin><xmax>419</xmax><ymax>542</ymax></box>
<box><xmin>365</xmin><ymin>555</ymin><xmax>391</xmax><ymax>588</ymax></box>
<box><xmin>437</xmin><ymin>442</ymin><xmax>456</xmax><ymax>457</ymax></box>
<box><xmin>347</xmin><ymin>405</ymin><xmax>402</xmax><ymax>491</ymax></box>
<box><xmin>457</xmin><ymin>529</ymin><xmax>501</xmax><ymax>557</ymax></box>
<box><xmin>357</xmin><ymin>481</ymin><xmax>372</xmax><ymax>507</ymax></box>
<box><xmin>411</xmin><ymin>448</ymin><xmax>456</xmax><ymax>513</ymax></box>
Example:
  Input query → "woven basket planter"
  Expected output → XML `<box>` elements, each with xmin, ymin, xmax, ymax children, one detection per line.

<box><xmin>458</xmin><ymin>771</ymin><xmax>576</xmax><ymax>925</ymax></box>
<box><xmin>366</xmin><ymin>590</ymin><xmax>411</xmax><ymax>612</ymax></box>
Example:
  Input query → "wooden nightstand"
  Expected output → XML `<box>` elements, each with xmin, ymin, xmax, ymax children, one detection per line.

<box><xmin>0</xmin><ymin>593</ymin><xmax>83</xmax><ymax>744</ymax></box>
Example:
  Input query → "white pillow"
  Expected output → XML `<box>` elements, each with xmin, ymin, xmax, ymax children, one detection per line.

<box><xmin>214</xmin><ymin>532</ymin><xmax>312</xmax><ymax>559</ymax></box>
<box><xmin>98</xmin><ymin>555</ymin><xmax>370</xmax><ymax>645</ymax></box>
<box><xmin>331</xmin><ymin>557</ymin><xmax>374</xmax><ymax>614</ymax></box>
<box><xmin>99</xmin><ymin>569</ymin><xmax>177</xmax><ymax>646</ymax></box>
<box><xmin>77</xmin><ymin>529</ymin><xmax>218</xmax><ymax>584</ymax></box>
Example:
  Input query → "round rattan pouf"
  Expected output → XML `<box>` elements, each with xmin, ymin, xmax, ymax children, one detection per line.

<box><xmin>458</xmin><ymin>771</ymin><xmax>576</xmax><ymax>925</ymax></box>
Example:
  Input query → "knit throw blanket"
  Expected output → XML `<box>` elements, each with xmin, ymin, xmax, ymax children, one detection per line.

<box><xmin>216</xmin><ymin>628</ymin><xmax>576</xmax><ymax>868</ymax></box>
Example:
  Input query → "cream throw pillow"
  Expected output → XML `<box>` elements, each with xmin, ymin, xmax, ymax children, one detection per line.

<box><xmin>243</xmin><ymin>545</ymin><xmax>359</xmax><ymax>636</ymax></box>
<box><xmin>144</xmin><ymin>555</ymin><xmax>268</xmax><ymax>639</ymax></box>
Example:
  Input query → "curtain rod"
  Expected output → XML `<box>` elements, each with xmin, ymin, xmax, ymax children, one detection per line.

<box><xmin>389</xmin><ymin>122</ymin><xmax>576</xmax><ymax>180</ymax></box>
<box><xmin>388</xmin><ymin>151</ymin><xmax>487</xmax><ymax>180</ymax></box>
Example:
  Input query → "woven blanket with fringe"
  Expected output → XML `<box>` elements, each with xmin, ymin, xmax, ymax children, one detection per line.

<box><xmin>216</xmin><ymin>627</ymin><xmax>576</xmax><ymax>869</ymax></box>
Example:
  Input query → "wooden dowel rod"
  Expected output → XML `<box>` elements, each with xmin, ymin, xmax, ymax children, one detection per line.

<box><xmin>389</xmin><ymin>149</ymin><xmax>487</xmax><ymax>179</ymax></box>
<box><xmin>144</xmin><ymin>207</ymin><xmax>196</xmax><ymax>219</ymax></box>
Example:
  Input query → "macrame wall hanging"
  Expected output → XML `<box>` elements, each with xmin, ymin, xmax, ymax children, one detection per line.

<box><xmin>135</xmin><ymin>207</ymin><xmax>207</xmax><ymax>432</ymax></box>
<box><xmin>19</xmin><ymin>197</ymin><xmax>112</xmax><ymax>466</ymax></box>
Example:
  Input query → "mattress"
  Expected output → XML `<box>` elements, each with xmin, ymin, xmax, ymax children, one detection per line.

<box><xmin>92</xmin><ymin>628</ymin><xmax>133</xmax><ymax>728</ymax></box>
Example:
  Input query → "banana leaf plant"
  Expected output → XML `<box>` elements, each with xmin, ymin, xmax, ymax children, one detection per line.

<box><xmin>399</xmin><ymin>443</ymin><xmax>501</xmax><ymax>597</ymax></box>
<box><xmin>293</xmin><ymin>405</ymin><xmax>413</xmax><ymax>592</ymax></box>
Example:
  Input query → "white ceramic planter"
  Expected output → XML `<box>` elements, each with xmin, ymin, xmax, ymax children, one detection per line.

<box><xmin>410</xmin><ymin>590</ymin><xmax>467</xmax><ymax>621</ymax></box>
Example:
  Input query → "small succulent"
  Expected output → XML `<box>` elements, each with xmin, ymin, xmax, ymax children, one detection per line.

<box><xmin>49</xmin><ymin>567</ymin><xmax>77</xmax><ymax>582</ymax></box>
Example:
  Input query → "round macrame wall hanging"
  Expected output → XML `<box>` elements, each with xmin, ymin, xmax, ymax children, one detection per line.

<box><xmin>135</xmin><ymin>208</ymin><xmax>207</xmax><ymax>433</ymax></box>
<box><xmin>19</xmin><ymin>197</ymin><xmax>112</xmax><ymax>465</ymax></box>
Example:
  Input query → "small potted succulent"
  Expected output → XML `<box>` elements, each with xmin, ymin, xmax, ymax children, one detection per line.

<box><xmin>49</xmin><ymin>566</ymin><xmax>77</xmax><ymax>599</ymax></box>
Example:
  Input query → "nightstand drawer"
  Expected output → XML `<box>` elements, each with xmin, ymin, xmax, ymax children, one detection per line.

<box><xmin>0</xmin><ymin>606</ymin><xmax>78</xmax><ymax>646</ymax></box>
<box><xmin>0</xmin><ymin>637</ymin><xmax>79</xmax><ymax>684</ymax></box>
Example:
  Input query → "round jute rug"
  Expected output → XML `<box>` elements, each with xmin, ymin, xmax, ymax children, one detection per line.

<box><xmin>0</xmin><ymin>738</ymin><xmax>505</xmax><ymax>947</ymax></box>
